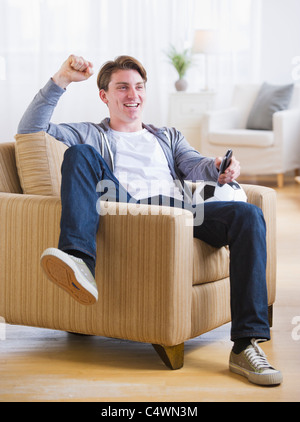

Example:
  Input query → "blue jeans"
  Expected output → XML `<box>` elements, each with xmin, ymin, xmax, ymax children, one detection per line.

<box><xmin>58</xmin><ymin>144</ymin><xmax>270</xmax><ymax>341</ymax></box>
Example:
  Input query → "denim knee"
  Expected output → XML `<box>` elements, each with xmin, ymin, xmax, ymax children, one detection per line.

<box><xmin>61</xmin><ymin>145</ymin><xmax>101</xmax><ymax>177</ymax></box>
<box><xmin>243</xmin><ymin>202</ymin><xmax>265</xmax><ymax>222</ymax></box>
<box><xmin>63</xmin><ymin>144</ymin><xmax>97</xmax><ymax>162</ymax></box>
<box><xmin>234</xmin><ymin>202</ymin><xmax>266</xmax><ymax>236</ymax></box>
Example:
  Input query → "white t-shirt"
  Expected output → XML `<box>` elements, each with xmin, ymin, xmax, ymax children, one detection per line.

<box><xmin>111</xmin><ymin>128</ymin><xmax>183</xmax><ymax>201</ymax></box>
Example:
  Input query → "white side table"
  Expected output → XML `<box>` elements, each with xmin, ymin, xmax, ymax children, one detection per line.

<box><xmin>168</xmin><ymin>91</ymin><xmax>215</xmax><ymax>152</ymax></box>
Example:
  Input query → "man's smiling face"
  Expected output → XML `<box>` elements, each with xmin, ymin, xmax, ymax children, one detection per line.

<box><xmin>99</xmin><ymin>69</ymin><xmax>146</xmax><ymax>132</ymax></box>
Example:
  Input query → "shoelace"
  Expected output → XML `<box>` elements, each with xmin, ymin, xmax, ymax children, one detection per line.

<box><xmin>245</xmin><ymin>340</ymin><xmax>272</xmax><ymax>370</ymax></box>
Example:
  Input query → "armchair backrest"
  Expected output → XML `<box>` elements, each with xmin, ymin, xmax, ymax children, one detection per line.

<box><xmin>231</xmin><ymin>83</ymin><xmax>300</xmax><ymax>129</ymax></box>
<box><xmin>15</xmin><ymin>132</ymin><xmax>67</xmax><ymax>196</ymax></box>
<box><xmin>289</xmin><ymin>84</ymin><xmax>300</xmax><ymax>109</ymax></box>
<box><xmin>231</xmin><ymin>84</ymin><xmax>260</xmax><ymax>129</ymax></box>
<box><xmin>0</xmin><ymin>142</ymin><xmax>22</xmax><ymax>193</ymax></box>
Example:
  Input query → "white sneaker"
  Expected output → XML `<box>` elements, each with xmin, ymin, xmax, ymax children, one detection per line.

<box><xmin>229</xmin><ymin>338</ymin><xmax>283</xmax><ymax>386</ymax></box>
<box><xmin>40</xmin><ymin>248</ymin><xmax>98</xmax><ymax>305</ymax></box>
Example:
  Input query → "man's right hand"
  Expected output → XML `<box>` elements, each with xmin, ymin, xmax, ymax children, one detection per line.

<box><xmin>52</xmin><ymin>55</ymin><xmax>94</xmax><ymax>89</ymax></box>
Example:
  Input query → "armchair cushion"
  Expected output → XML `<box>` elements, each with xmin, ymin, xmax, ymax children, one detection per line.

<box><xmin>15</xmin><ymin>131</ymin><xmax>67</xmax><ymax>196</ymax></box>
<box><xmin>246</xmin><ymin>82</ymin><xmax>294</xmax><ymax>130</ymax></box>
<box><xmin>193</xmin><ymin>239</ymin><xmax>229</xmax><ymax>285</ymax></box>
<box><xmin>208</xmin><ymin>129</ymin><xmax>274</xmax><ymax>148</ymax></box>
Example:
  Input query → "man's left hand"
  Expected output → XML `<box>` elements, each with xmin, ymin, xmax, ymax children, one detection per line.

<box><xmin>215</xmin><ymin>155</ymin><xmax>241</xmax><ymax>185</ymax></box>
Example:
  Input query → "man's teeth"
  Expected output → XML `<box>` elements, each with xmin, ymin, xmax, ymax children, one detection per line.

<box><xmin>125</xmin><ymin>103</ymin><xmax>139</xmax><ymax>107</ymax></box>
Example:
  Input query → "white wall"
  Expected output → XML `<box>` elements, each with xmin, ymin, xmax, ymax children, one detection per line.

<box><xmin>260</xmin><ymin>0</ymin><xmax>300</xmax><ymax>84</ymax></box>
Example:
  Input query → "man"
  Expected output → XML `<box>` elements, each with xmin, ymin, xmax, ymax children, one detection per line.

<box><xmin>18</xmin><ymin>54</ymin><xmax>282</xmax><ymax>386</ymax></box>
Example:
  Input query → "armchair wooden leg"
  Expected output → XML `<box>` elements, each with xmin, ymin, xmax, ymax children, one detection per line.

<box><xmin>152</xmin><ymin>343</ymin><xmax>184</xmax><ymax>370</ymax></box>
<box><xmin>277</xmin><ymin>173</ymin><xmax>284</xmax><ymax>188</ymax></box>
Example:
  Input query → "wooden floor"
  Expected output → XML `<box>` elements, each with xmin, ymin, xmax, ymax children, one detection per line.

<box><xmin>1</xmin><ymin>175</ymin><xmax>300</xmax><ymax>402</ymax></box>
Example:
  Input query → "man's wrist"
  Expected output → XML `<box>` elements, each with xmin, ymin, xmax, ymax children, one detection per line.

<box><xmin>52</xmin><ymin>72</ymin><xmax>70</xmax><ymax>90</ymax></box>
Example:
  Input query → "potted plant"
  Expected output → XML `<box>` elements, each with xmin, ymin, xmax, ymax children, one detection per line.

<box><xmin>166</xmin><ymin>45</ymin><xmax>193</xmax><ymax>91</ymax></box>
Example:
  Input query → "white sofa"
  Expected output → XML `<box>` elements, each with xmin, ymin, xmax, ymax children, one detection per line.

<box><xmin>201</xmin><ymin>84</ymin><xmax>300</xmax><ymax>187</ymax></box>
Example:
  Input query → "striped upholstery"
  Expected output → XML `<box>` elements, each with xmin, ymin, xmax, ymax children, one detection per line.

<box><xmin>0</xmin><ymin>142</ymin><xmax>22</xmax><ymax>193</ymax></box>
<box><xmin>0</xmin><ymin>195</ymin><xmax>194</xmax><ymax>345</ymax></box>
<box><xmin>15</xmin><ymin>132</ymin><xmax>67</xmax><ymax>196</ymax></box>
<box><xmin>0</xmin><ymin>136</ymin><xmax>277</xmax><ymax>349</ymax></box>
<box><xmin>193</xmin><ymin>240</ymin><xmax>229</xmax><ymax>285</ymax></box>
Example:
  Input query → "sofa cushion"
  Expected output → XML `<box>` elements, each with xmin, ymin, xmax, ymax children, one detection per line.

<box><xmin>15</xmin><ymin>132</ymin><xmax>67</xmax><ymax>196</ymax></box>
<box><xmin>246</xmin><ymin>82</ymin><xmax>294</xmax><ymax>130</ymax></box>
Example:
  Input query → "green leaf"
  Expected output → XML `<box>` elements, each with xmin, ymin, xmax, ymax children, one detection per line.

<box><xmin>165</xmin><ymin>45</ymin><xmax>193</xmax><ymax>79</ymax></box>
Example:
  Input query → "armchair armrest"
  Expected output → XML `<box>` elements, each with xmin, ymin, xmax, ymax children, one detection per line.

<box><xmin>0</xmin><ymin>193</ymin><xmax>193</xmax><ymax>346</ymax></box>
<box><xmin>273</xmin><ymin>109</ymin><xmax>300</xmax><ymax>159</ymax></box>
<box><xmin>96</xmin><ymin>201</ymin><xmax>194</xmax><ymax>345</ymax></box>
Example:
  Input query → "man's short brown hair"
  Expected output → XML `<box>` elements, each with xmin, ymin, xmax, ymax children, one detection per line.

<box><xmin>97</xmin><ymin>55</ymin><xmax>147</xmax><ymax>91</ymax></box>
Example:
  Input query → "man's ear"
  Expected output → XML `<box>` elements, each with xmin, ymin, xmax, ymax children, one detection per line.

<box><xmin>99</xmin><ymin>89</ymin><xmax>108</xmax><ymax>105</ymax></box>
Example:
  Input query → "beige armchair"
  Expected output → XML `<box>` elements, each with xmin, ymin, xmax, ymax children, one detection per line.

<box><xmin>0</xmin><ymin>133</ymin><xmax>277</xmax><ymax>369</ymax></box>
<box><xmin>202</xmin><ymin>84</ymin><xmax>300</xmax><ymax>188</ymax></box>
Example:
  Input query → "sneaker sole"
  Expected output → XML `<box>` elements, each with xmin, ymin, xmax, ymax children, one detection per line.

<box><xmin>41</xmin><ymin>249</ymin><xmax>98</xmax><ymax>305</ymax></box>
<box><xmin>229</xmin><ymin>362</ymin><xmax>283</xmax><ymax>386</ymax></box>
